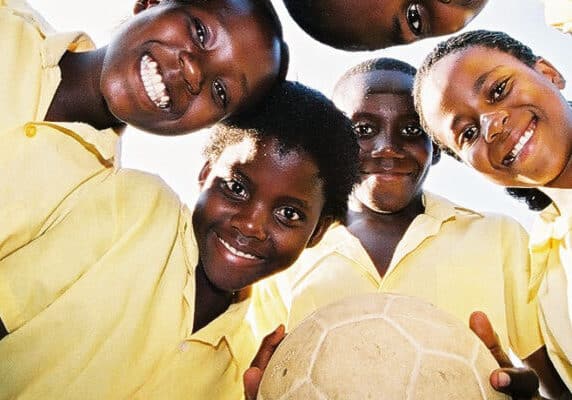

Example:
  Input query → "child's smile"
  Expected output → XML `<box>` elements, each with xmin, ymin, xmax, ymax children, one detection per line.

<box><xmin>193</xmin><ymin>137</ymin><xmax>327</xmax><ymax>293</ymax></box>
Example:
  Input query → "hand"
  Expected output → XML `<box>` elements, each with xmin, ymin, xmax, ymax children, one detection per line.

<box><xmin>244</xmin><ymin>324</ymin><xmax>286</xmax><ymax>400</ymax></box>
<box><xmin>470</xmin><ymin>311</ymin><xmax>544</xmax><ymax>400</ymax></box>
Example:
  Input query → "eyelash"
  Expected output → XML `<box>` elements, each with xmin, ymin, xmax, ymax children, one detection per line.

<box><xmin>406</xmin><ymin>3</ymin><xmax>423</xmax><ymax>36</ymax></box>
<box><xmin>401</xmin><ymin>124</ymin><xmax>424</xmax><ymax>137</ymax></box>
<box><xmin>352</xmin><ymin>123</ymin><xmax>375</xmax><ymax>139</ymax></box>
<box><xmin>489</xmin><ymin>79</ymin><xmax>509</xmax><ymax>103</ymax></box>
<box><xmin>212</xmin><ymin>80</ymin><xmax>229</xmax><ymax>109</ymax></box>
<box><xmin>459</xmin><ymin>126</ymin><xmax>479</xmax><ymax>147</ymax></box>
<box><xmin>221</xmin><ymin>179</ymin><xmax>305</xmax><ymax>226</ymax></box>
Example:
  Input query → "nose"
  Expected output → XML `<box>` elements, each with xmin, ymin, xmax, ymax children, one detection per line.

<box><xmin>231</xmin><ymin>202</ymin><xmax>268</xmax><ymax>242</ymax></box>
<box><xmin>480</xmin><ymin>110</ymin><xmax>508</xmax><ymax>143</ymax></box>
<box><xmin>179</xmin><ymin>51</ymin><xmax>204</xmax><ymax>95</ymax></box>
<box><xmin>369</xmin><ymin>133</ymin><xmax>403</xmax><ymax>158</ymax></box>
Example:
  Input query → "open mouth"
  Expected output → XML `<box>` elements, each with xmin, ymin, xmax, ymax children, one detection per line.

<box><xmin>218</xmin><ymin>236</ymin><xmax>261</xmax><ymax>260</ymax></box>
<box><xmin>140</xmin><ymin>54</ymin><xmax>171</xmax><ymax>109</ymax></box>
<box><xmin>502</xmin><ymin>118</ymin><xmax>537</xmax><ymax>166</ymax></box>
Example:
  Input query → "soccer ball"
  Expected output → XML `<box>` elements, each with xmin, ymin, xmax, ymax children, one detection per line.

<box><xmin>257</xmin><ymin>293</ymin><xmax>508</xmax><ymax>399</ymax></box>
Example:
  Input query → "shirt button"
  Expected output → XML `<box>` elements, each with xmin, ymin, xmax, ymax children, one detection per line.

<box><xmin>25</xmin><ymin>125</ymin><xmax>37</xmax><ymax>138</ymax></box>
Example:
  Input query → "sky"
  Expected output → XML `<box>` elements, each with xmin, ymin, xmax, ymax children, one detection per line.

<box><xmin>29</xmin><ymin>0</ymin><xmax>572</xmax><ymax>230</ymax></box>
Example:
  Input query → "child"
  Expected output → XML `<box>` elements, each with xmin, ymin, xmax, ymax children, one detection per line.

<box><xmin>0</xmin><ymin>0</ymin><xmax>287</xmax><ymax>307</ymax></box>
<box><xmin>413</xmin><ymin>29</ymin><xmax>572</xmax><ymax>395</ymax></box>
<box><xmin>250</xmin><ymin>57</ymin><xmax>566</xmax><ymax>399</ymax></box>
<box><xmin>281</xmin><ymin>0</ymin><xmax>488</xmax><ymax>50</ymax></box>
<box><xmin>0</xmin><ymin>80</ymin><xmax>360</xmax><ymax>399</ymax></box>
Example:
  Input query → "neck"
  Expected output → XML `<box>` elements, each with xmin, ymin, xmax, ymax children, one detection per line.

<box><xmin>45</xmin><ymin>47</ymin><xmax>124</xmax><ymax>131</ymax></box>
<box><xmin>346</xmin><ymin>193</ymin><xmax>424</xmax><ymax>228</ymax></box>
<box><xmin>193</xmin><ymin>262</ymin><xmax>234</xmax><ymax>333</ymax></box>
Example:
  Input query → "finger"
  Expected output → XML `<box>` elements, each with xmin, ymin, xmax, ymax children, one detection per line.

<box><xmin>251</xmin><ymin>324</ymin><xmax>286</xmax><ymax>369</ymax></box>
<box><xmin>470</xmin><ymin>311</ymin><xmax>513</xmax><ymax>368</ymax></box>
<box><xmin>490</xmin><ymin>367</ymin><xmax>540</xmax><ymax>398</ymax></box>
<box><xmin>243</xmin><ymin>367</ymin><xmax>263</xmax><ymax>400</ymax></box>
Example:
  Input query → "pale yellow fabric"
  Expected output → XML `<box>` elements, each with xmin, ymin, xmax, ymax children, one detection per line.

<box><xmin>263</xmin><ymin>192</ymin><xmax>543</xmax><ymax>360</ymax></box>
<box><xmin>530</xmin><ymin>203</ymin><xmax>572</xmax><ymax>391</ymax></box>
<box><xmin>543</xmin><ymin>0</ymin><xmax>572</xmax><ymax>34</ymax></box>
<box><xmin>0</xmin><ymin>0</ymin><xmax>119</xmax><ymax>262</ymax></box>
<box><xmin>0</xmin><ymin>3</ymin><xmax>262</xmax><ymax>398</ymax></box>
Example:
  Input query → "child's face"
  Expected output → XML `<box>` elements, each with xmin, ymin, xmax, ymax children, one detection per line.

<box><xmin>419</xmin><ymin>46</ymin><xmax>572</xmax><ymax>188</ymax></box>
<box><xmin>101</xmin><ymin>0</ymin><xmax>281</xmax><ymax>135</ymax></box>
<box><xmin>288</xmin><ymin>0</ymin><xmax>487</xmax><ymax>50</ymax></box>
<box><xmin>334</xmin><ymin>70</ymin><xmax>433</xmax><ymax>213</ymax></box>
<box><xmin>192</xmin><ymin>137</ymin><xmax>329</xmax><ymax>292</ymax></box>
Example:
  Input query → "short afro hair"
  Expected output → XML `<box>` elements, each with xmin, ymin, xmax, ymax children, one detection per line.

<box><xmin>205</xmin><ymin>81</ymin><xmax>360</xmax><ymax>222</ymax></box>
<box><xmin>334</xmin><ymin>57</ymin><xmax>417</xmax><ymax>96</ymax></box>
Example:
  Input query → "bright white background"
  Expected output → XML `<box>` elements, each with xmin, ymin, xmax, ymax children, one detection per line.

<box><xmin>29</xmin><ymin>0</ymin><xmax>572</xmax><ymax>230</ymax></box>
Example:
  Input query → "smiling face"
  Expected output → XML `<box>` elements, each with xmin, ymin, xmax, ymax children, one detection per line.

<box><xmin>192</xmin><ymin>137</ymin><xmax>328</xmax><ymax>293</ymax></box>
<box><xmin>419</xmin><ymin>46</ymin><xmax>572</xmax><ymax>188</ymax></box>
<box><xmin>284</xmin><ymin>0</ymin><xmax>488</xmax><ymax>50</ymax></box>
<box><xmin>100</xmin><ymin>0</ymin><xmax>281</xmax><ymax>135</ymax></box>
<box><xmin>335</xmin><ymin>69</ymin><xmax>433</xmax><ymax>213</ymax></box>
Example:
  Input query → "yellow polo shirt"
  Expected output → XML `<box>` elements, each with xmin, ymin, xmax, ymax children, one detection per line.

<box><xmin>0</xmin><ymin>0</ymin><xmax>120</xmax><ymax>261</ymax></box>
<box><xmin>0</xmin><ymin>3</ymin><xmax>263</xmax><ymax>397</ymax></box>
<box><xmin>264</xmin><ymin>192</ymin><xmax>542</xmax><ymax>360</ymax></box>
<box><xmin>543</xmin><ymin>0</ymin><xmax>572</xmax><ymax>33</ymax></box>
<box><xmin>529</xmin><ymin>202</ymin><xmax>572</xmax><ymax>390</ymax></box>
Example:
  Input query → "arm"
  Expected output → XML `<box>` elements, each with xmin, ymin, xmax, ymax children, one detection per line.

<box><xmin>525</xmin><ymin>347</ymin><xmax>571</xmax><ymax>400</ymax></box>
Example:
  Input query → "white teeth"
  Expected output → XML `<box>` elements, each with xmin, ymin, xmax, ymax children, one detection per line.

<box><xmin>219</xmin><ymin>237</ymin><xmax>259</xmax><ymax>260</ymax></box>
<box><xmin>508</xmin><ymin>127</ymin><xmax>534</xmax><ymax>159</ymax></box>
<box><xmin>140</xmin><ymin>54</ymin><xmax>171</xmax><ymax>109</ymax></box>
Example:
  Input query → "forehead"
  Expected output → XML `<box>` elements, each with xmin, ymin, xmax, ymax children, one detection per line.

<box><xmin>212</xmin><ymin>137</ymin><xmax>322</xmax><ymax>185</ymax></box>
<box><xmin>335</xmin><ymin>70</ymin><xmax>414</xmax><ymax>113</ymax></box>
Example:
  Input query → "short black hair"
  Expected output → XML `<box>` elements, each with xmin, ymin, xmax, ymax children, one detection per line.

<box><xmin>414</xmin><ymin>30</ymin><xmax>539</xmax><ymax>140</ymax></box>
<box><xmin>205</xmin><ymin>81</ymin><xmax>360</xmax><ymax>221</ymax></box>
<box><xmin>334</xmin><ymin>57</ymin><xmax>417</xmax><ymax>95</ymax></box>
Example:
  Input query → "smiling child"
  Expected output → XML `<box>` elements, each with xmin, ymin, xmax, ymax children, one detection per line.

<box><xmin>414</xmin><ymin>29</ymin><xmax>572</xmax><ymax>394</ymax></box>
<box><xmin>0</xmin><ymin>80</ymin><xmax>359</xmax><ymax>399</ymax></box>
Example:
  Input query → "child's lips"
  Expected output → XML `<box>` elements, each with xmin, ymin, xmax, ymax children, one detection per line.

<box><xmin>501</xmin><ymin>117</ymin><xmax>537</xmax><ymax>167</ymax></box>
<box><xmin>216</xmin><ymin>234</ymin><xmax>264</xmax><ymax>261</ymax></box>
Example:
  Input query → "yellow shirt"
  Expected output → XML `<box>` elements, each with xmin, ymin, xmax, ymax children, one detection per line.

<box><xmin>0</xmin><ymin>3</ymin><xmax>262</xmax><ymax>397</ymax></box>
<box><xmin>264</xmin><ymin>192</ymin><xmax>543</xmax><ymax>360</ymax></box>
<box><xmin>530</xmin><ymin>202</ymin><xmax>572</xmax><ymax>391</ymax></box>
<box><xmin>543</xmin><ymin>0</ymin><xmax>572</xmax><ymax>33</ymax></box>
<box><xmin>0</xmin><ymin>0</ymin><xmax>119</xmax><ymax>262</ymax></box>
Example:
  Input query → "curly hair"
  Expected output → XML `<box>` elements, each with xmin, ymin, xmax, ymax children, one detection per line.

<box><xmin>205</xmin><ymin>81</ymin><xmax>360</xmax><ymax>221</ymax></box>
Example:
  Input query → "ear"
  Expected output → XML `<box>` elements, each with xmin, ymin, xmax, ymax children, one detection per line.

<box><xmin>431</xmin><ymin>142</ymin><xmax>441</xmax><ymax>165</ymax></box>
<box><xmin>306</xmin><ymin>215</ymin><xmax>334</xmax><ymax>248</ymax></box>
<box><xmin>197</xmin><ymin>161</ymin><xmax>212</xmax><ymax>189</ymax></box>
<box><xmin>133</xmin><ymin>0</ymin><xmax>161</xmax><ymax>15</ymax></box>
<box><xmin>534</xmin><ymin>58</ymin><xmax>566</xmax><ymax>90</ymax></box>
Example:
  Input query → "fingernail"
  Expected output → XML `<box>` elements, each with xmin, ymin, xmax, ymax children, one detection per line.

<box><xmin>497</xmin><ymin>371</ymin><xmax>511</xmax><ymax>387</ymax></box>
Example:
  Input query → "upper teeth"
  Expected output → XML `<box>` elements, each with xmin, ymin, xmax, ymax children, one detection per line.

<box><xmin>140</xmin><ymin>54</ymin><xmax>170</xmax><ymax>109</ymax></box>
<box><xmin>504</xmin><ymin>124</ymin><xmax>535</xmax><ymax>165</ymax></box>
<box><xmin>219</xmin><ymin>237</ymin><xmax>258</xmax><ymax>260</ymax></box>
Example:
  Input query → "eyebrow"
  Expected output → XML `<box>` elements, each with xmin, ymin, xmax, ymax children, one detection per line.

<box><xmin>473</xmin><ymin>66</ymin><xmax>502</xmax><ymax>94</ymax></box>
<box><xmin>240</xmin><ymin>74</ymin><xmax>248</xmax><ymax>99</ymax></box>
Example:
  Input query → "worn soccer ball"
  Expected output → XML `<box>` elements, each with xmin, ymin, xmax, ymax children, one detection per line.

<box><xmin>257</xmin><ymin>293</ymin><xmax>508</xmax><ymax>400</ymax></box>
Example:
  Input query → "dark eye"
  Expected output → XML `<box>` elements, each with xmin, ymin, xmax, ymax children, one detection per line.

<box><xmin>406</xmin><ymin>3</ymin><xmax>423</xmax><ymax>35</ymax></box>
<box><xmin>402</xmin><ymin>124</ymin><xmax>424</xmax><ymax>137</ymax></box>
<box><xmin>222</xmin><ymin>179</ymin><xmax>247</xmax><ymax>199</ymax></box>
<box><xmin>275</xmin><ymin>206</ymin><xmax>303</xmax><ymax>224</ymax></box>
<box><xmin>193</xmin><ymin>18</ymin><xmax>207</xmax><ymax>48</ymax></box>
<box><xmin>212</xmin><ymin>80</ymin><xmax>229</xmax><ymax>109</ymax></box>
<box><xmin>460</xmin><ymin>126</ymin><xmax>479</xmax><ymax>146</ymax></box>
<box><xmin>490</xmin><ymin>79</ymin><xmax>508</xmax><ymax>103</ymax></box>
<box><xmin>353</xmin><ymin>123</ymin><xmax>375</xmax><ymax>139</ymax></box>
